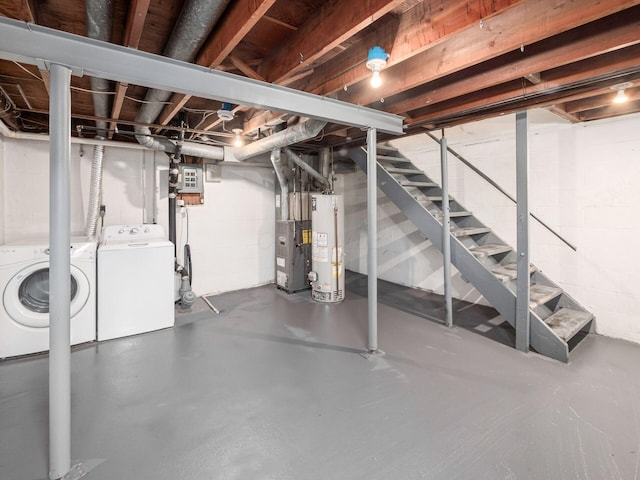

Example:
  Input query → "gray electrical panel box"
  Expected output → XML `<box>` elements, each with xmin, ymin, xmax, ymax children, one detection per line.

<box><xmin>276</xmin><ymin>220</ymin><xmax>311</xmax><ymax>294</ymax></box>
<box><xmin>177</xmin><ymin>164</ymin><xmax>203</xmax><ymax>193</ymax></box>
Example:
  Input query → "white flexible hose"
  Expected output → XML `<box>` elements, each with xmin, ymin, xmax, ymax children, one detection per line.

<box><xmin>84</xmin><ymin>144</ymin><xmax>104</xmax><ymax>237</ymax></box>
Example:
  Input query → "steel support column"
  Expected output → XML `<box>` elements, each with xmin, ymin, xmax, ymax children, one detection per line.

<box><xmin>440</xmin><ymin>131</ymin><xmax>453</xmax><ymax>327</ymax></box>
<box><xmin>367</xmin><ymin>128</ymin><xmax>378</xmax><ymax>352</ymax></box>
<box><xmin>48</xmin><ymin>63</ymin><xmax>72</xmax><ymax>480</ymax></box>
<box><xmin>515</xmin><ymin>111</ymin><xmax>530</xmax><ymax>352</ymax></box>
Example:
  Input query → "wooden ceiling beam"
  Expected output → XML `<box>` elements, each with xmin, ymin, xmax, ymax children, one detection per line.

<box><xmin>251</xmin><ymin>0</ymin><xmax>514</xmax><ymax>135</ymax></box>
<box><xmin>577</xmin><ymin>99</ymin><xmax>640</xmax><ymax>121</ymax></box>
<box><xmin>261</xmin><ymin>0</ymin><xmax>406</xmax><ymax>84</ymax></box>
<box><xmin>546</xmin><ymin>105</ymin><xmax>581</xmax><ymax>123</ymax></box>
<box><xmin>109</xmin><ymin>0</ymin><xmax>151</xmax><ymax>138</ymax></box>
<box><xmin>297</xmin><ymin>0</ymin><xmax>515</xmax><ymax>97</ymax></box>
<box><xmin>122</xmin><ymin>0</ymin><xmax>150</xmax><ymax>49</ymax></box>
<box><xmin>155</xmin><ymin>0</ymin><xmax>276</xmax><ymax>130</ymax></box>
<box><xmin>336</xmin><ymin>0</ymin><xmax>640</xmax><ymax>107</ymax></box>
<box><xmin>385</xmin><ymin>10</ymin><xmax>640</xmax><ymax>115</ymax></box>
<box><xmin>229</xmin><ymin>55</ymin><xmax>265</xmax><ymax>81</ymax></box>
<box><xmin>16</xmin><ymin>0</ymin><xmax>38</xmax><ymax>23</ymax></box>
<box><xmin>11</xmin><ymin>0</ymin><xmax>50</xmax><ymax>96</ymax></box>
<box><xmin>243</xmin><ymin>110</ymin><xmax>287</xmax><ymax>135</ymax></box>
<box><xmin>564</xmin><ymin>85</ymin><xmax>640</xmax><ymax>113</ymax></box>
<box><xmin>405</xmin><ymin>45</ymin><xmax>640</xmax><ymax>128</ymax></box>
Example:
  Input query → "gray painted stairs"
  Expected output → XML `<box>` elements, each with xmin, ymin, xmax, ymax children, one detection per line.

<box><xmin>348</xmin><ymin>143</ymin><xmax>594</xmax><ymax>362</ymax></box>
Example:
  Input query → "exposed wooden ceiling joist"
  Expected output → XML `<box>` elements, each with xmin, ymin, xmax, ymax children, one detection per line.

<box><xmin>1</xmin><ymin>0</ymin><xmax>639</xmax><ymax>143</ymax></box>
<box><xmin>154</xmin><ymin>0</ymin><xmax>278</xmax><ymax>129</ymax></box>
<box><xmin>109</xmin><ymin>0</ymin><xmax>151</xmax><ymax>138</ymax></box>
<box><xmin>336</xmin><ymin>0</ymin><xmax>640</xmax><ymax>108</ymax></box>
<box><xmin>386</xmin><ymin>9</ymin><xmax>640</xmax><ymax>116</ymax></box>
<box><xmin>260</xmin><ymin>0</ymin><xmax>406</xmax><ymax>84</ymax></box>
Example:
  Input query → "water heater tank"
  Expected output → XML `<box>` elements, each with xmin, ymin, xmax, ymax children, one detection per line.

<box><xmin>309</xmin><ymin>194</ymin><xmax>345</xmax><ymax>303</ymax></box>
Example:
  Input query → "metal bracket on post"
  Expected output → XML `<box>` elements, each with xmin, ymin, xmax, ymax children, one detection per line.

<box><xmin>36</xmin><ymin>58</ymin><xmax>84</xmax><ymax>77</ymax></box>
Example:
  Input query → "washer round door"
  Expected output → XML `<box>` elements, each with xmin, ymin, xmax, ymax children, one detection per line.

<box><xmin>3</xmin><ymin>261</ymin><xmax>90</xmax><ymax>328</ymax></box>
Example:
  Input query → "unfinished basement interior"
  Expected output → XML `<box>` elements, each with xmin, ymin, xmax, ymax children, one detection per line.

<box><xmin>1</xmin><ymin>1</ymin><xmax>640</xmax><ymax>479</ymax></box>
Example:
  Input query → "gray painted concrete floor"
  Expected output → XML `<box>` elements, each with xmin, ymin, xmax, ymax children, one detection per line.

<box><xmin>1</xmin><ymin>276</ymin><xmax>640</xmax><ymax>480</ymax></box>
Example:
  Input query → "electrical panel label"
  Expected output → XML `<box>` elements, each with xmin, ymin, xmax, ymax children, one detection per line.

<box><xmin>302</xmin><ymin>229</ymin><xmax>311</xmax><ymax>244</ymax></box>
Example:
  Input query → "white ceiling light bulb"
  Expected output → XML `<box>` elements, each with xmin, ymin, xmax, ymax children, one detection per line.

<box><xmin>370</xmin><ymin>69</ymin><xmax>382</xmax><ymax>88</ymax></box>
<box><xmin>614</xmin><ymin>89</ymin><xmax>628</xmax><ymax>104</ymax></box>
<box><xmin>232</xmin><ymin>128</ymin><xmax>243</xmax><ymax>147</ymax></box>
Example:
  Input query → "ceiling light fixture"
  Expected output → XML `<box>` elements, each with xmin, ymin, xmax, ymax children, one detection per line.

<box><xmin>366</xmin><ymin>46</ymin><xmax>389</xmax><ymax>89</ymax></box>
<box><xmin>614</xmin><ymin>89</ymin><xmax>628</xmax><ymax>104</ymax></box>
<box><xmin>217</xmin><ymin>102</ymin><xmax>234</xmax><ymax>121</ymax></box>
<box><xmin>610</xmin><ymin>82</ymin><xmax>633</xmax><ymax>104</ymax></box>
<box><xmin>232</xmin><ymin>128</ymin><xmax>243</xmax><ymax>147</ymax></box>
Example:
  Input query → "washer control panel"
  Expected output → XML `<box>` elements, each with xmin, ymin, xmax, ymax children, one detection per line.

<box><xmin>101</xmin><ymin>224</ymin><xmax>166</xmax><ymax>243</ymax></box>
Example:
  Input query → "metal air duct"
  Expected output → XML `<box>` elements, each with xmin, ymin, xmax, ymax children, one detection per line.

<box><xmin>134</xmin><ymin>0</ymin><xmax>231</xmax><ymax>151</ymax></box>
<box><xmin>84</xmin><ymin>0</ymin><xmax>114</xmax><ymax>236</ymax></box>
<box><xmin>283</xmin><ymin>147</ymin><xmax>330</xmax><ymax>189</ymax></box>
<box><xmin>234</xmin><ymin>119</ymin><xmax>327</xmax><ymax>162</ymax></box>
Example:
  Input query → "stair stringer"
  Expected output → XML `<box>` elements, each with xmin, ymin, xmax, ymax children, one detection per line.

<box><xmin>349</xmin><ymin>146</ymin><xmax>569</xmax><ymax>362</ymax></box>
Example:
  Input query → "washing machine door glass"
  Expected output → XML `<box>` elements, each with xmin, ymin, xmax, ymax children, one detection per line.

<box><xmin>18</xmin><ymin>269</ymin><xmax>78</xmax><ymax>313</ymax></box>
<box><xmin>4</xmin><ymin>261</ymin><xmax>90</xmax><ymax>328</ymax></box>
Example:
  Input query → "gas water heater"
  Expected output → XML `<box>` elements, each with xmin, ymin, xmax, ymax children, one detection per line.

<box><xmin>309</xmin><ymin>194</ymin><xmax>345</xmax><ymax>303</ymax></box>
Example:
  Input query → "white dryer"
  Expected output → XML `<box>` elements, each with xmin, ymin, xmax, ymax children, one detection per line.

<box><xmin>97</xmin><ymin>224</ymin><xmax>174</xmax><ymax>341</ymax></box>
<box><xmin>0</xmin><ymin>238</ymin><xmax>97</xmax><ymax>359</ymax></box>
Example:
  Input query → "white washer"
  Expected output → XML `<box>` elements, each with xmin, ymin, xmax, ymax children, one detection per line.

<box><xmin>0</xmin><ymin>238</ymin><xmax>97</xmax><ymax>359</ymax></box>
<box><xmin>97</xmin><ymin>224</ymin><xmax>174</xmax><ymax>341</ymax></box>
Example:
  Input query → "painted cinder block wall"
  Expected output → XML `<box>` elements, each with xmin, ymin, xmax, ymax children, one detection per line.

<box><xmin>340</xmin><ymin>110</ymin><xmax>640</xmax><ymax>344</ymax></box>
<box><xmin>0</xmin><ymin>137</ymin><xmax>275</xmax><ymax>296</ymax></box>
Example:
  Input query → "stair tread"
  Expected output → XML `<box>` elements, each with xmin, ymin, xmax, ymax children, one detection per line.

<box><xmin>386</xmin><ymin>167</ymin><xmax>424</xmax><ymax>174</ymax></box>
<box><xmin>431</xmin><ymin>210</ymin><xmax>472</xmax><ymax>219</ymax></box>
<box><xmin>529</xmin><ymin>283</ymin><xmax>563</xmax><ymax>307</ymax></box>
<box><xmin>400</xmin><ymin>181</ymin><xmax>439</xmax><ymax>187</ymax></box>
<box><xmin>376</xmin><ymin>144</ymin><xmax>398</xmax><ymax>153</ymax></box>
<box><xmin>377</xmin><ymin>154</ymin><xmax>411</xmax><ymax>162</ymax></box>
<box><xmin>544</xmin><ymin>308</ymin><xmax>594</xmax><ymax>342</ymax></box>
<box><xmin>469</xmin><ymin>244</ymin><xmax>512</xmax><ymax>258</ymax></box>
<box><xmin>449</xmin><ymin>211</ymin><xmax>472</xmax><ymax>218</ymax></box>
<box><xmin>451</xmin><ymin>226</ymin><xmax>491</xmax><ymax>237</ymax></box>
<box><xmin>491</xmin><ymin>262</ymin><xmax>536</xmax><ymax>282</ymax></box>
<box><xmin>422</xmin><ymin>195</ymin><xmax>451</xmax><ymax>202</ymax></box>
<box><xmin>417</xmin><ymin>196</ymin><xmax>452</xmax><ymax>204</ymax></box>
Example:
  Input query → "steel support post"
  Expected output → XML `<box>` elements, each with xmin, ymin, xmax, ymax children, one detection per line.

<box><xmin>367</xmin><ymin>128</ymin><xmax>379</xmax><ymax>352</ymax></box>
<box><xmin>515</xmin><ymin>111</ymin><xmax>531</xmax><ymax>352</ymax></box>
<box><xmin>440</xmin><ymin>131</ymin><xmax>453</xmax><ymax>327</ymax></box>
<box><xmin>48</xmin><ymin>63</ymin><xmax>72</xmax><ymax>480</ymax></box>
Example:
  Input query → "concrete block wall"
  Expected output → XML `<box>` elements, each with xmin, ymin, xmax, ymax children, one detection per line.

<box><xmin>0</xmin><ymin>137</ymin><xmax>276</xmax><ymax>296</ymax></box>
<box><xmin>340</xmin><ymin>109</ymin><xmax>640</xmax><ymax>344</ymax></box>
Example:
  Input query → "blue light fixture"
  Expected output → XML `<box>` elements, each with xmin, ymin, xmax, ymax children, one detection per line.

<box><xmin>366</xmin><ymin>46</ymin><xmax>390</xmax><ymax>88</ymax></box>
